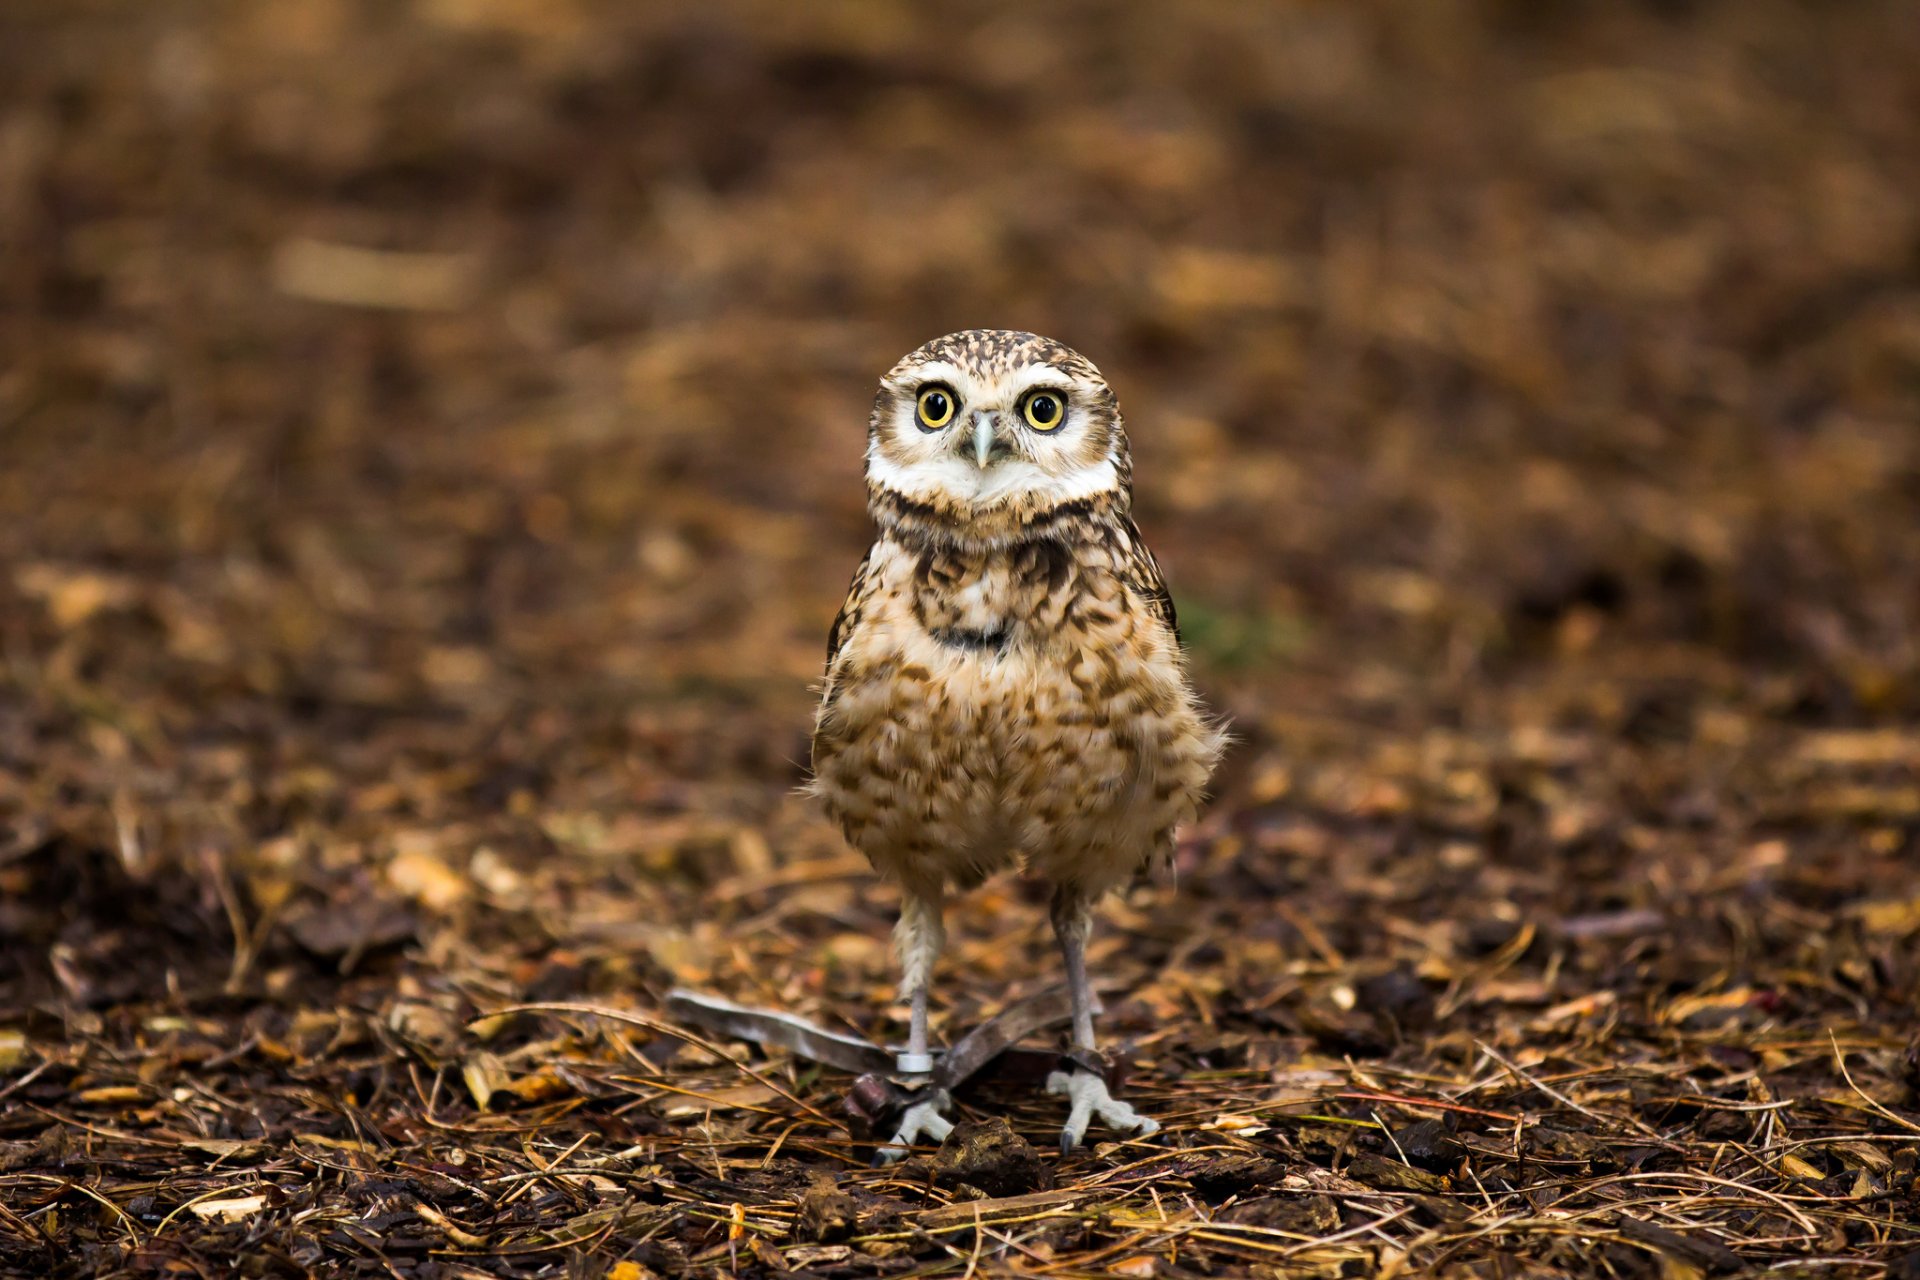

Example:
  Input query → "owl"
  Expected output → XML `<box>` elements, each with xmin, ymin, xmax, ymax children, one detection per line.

<box><xmin>810</xmin><ymin>330</ymin><xmax>1225</xmax><ymax>1155</ymax></box>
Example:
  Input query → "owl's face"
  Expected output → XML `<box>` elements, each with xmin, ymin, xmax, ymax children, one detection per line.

<box><xmin>866</xmin><ymin>331</ymin><xmax>1131</xmax><ymax>529</ymax></box>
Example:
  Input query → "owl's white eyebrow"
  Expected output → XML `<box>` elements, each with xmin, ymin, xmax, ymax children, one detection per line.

<box><xmin>1006</xmin><ymin>366</ymin><xmax>1077</xmax><ymax>397</ymax></box>
<box><xmin>893</xmin><ymin>362</ymin><xmax>966</xmax><ymax>392</ymax></box>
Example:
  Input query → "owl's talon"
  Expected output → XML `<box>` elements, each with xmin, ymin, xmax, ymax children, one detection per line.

<box><xmin>873</xmin><ymin>1090</ymin><xmax>953</xmax><ymax>1165</ymax></box>
<box><xmin>1047</xmin><ymin>1068</ymin><xmax>1159</xmax><ymax>1154</ymax></box>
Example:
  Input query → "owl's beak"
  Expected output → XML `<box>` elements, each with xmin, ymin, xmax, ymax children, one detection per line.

<box><xmin>970</xmin><ymin>413</ymin><xmax>1011</xmax><ymax>468</ymax></box>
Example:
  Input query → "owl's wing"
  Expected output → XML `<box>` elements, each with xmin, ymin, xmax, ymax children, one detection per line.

<box><xmin>1120</xmin><ymin>516</ymin><xmax>1181</xmax><ymax>645</ymax></box>
<box><xmin>825</xmin><ymin>544</ymin><xmax>877</xmax><ymax>670</ymax></box>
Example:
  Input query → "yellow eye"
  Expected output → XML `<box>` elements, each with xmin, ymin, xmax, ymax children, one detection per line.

<box><xmin>1022</xmin><ymin>390</ymin><xmax>1065</xmax><ymax>431</ymax></box>
<box><xmin>916</xmin><ymin>385</ymin><xmax>957</xmax><ymax>430</ymax></box>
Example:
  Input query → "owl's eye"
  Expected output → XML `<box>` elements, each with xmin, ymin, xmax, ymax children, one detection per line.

<box><xmin>1021</xmin><ymin>390</ymin><xmax>1066</xmax><ymax>431</ymax></box>
<box><xmin>916</xmin><ymin>386</ymin><xmax>957</xmax><ymax>430</ymax></box>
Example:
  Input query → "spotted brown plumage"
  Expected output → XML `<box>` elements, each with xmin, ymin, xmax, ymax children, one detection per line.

<box><xmin>810</xmin><ymin>330</ymin><xmax>1226</xmax><ymax>1156</ymax></box>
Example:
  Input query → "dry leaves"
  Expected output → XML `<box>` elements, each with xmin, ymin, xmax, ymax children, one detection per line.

<box><xmin>3</xmin><ymin>0</ymin><xmax>1919</xmax><ymax>1276</ymax></box>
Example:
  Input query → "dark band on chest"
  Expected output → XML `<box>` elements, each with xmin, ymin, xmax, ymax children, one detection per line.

<box><xmin>870</xmin><ymin>485</ymin><xmax>1125</xmax><ymax>551</ymax></box>
<box><xmin>930</xmin><ymin>624</ymin><xmax>1012</xmax><ymax>653</ymax></box>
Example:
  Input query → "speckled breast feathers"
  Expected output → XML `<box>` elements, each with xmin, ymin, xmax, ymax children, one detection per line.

<box><xmin>811</xmin><ymin>331</ymin><xmax>1223</xmax><ymax>902</ymax></box>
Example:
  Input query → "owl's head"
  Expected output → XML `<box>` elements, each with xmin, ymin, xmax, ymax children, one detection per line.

<box><xmin>866</xmin><ymin>330</ymin><xmax>1132</xmax><ymax>546</ymax></box>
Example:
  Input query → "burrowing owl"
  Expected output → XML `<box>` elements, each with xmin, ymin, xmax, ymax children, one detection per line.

<box><xmin>811</xmin><ymin>330</ymin><xmax>1225</xmax><ymax>1155</ymax></box>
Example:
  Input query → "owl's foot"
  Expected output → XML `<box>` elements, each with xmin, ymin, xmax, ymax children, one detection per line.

<box><xmin>1047</xmin><ymin>1066</ymin><xmax>1159</xmax><ymax>1155</ymax></box>
<box><xmin>874</xmin><ymin>1088</ymin><xmax>953</xmax><ymax>1165</ymax></box>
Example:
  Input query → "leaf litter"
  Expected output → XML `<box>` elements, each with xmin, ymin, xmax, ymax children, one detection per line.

<box><xmin>2</xmin><ymin>0</ymin><xmax>1920</xmax><ymax>1276</ymax></box>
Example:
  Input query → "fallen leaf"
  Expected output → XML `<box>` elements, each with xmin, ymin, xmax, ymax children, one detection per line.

<box><xmin>1201</xmin><ymin>1114</ymin><xmax>1270</xmax><ymax>1135</ymax></box>
<box><xmin>1346</xmin><ymin>1154</ymin><xmax>1448</xmax><ymax>1193</ymax></box>
<box><xmin>0</xmin><ymin>1032</ymin><xmax>27</xmax><ymax>1071</ymax></box>
<box><xmin>190</xmin><ymin>1194</ymin><xmax>268</xmax><ymax>1222</ymax></box>
<box><xmin>502</xmin><ymin>1065</ymin><xmax>574</xmax><ymax>1104</ymax></box>
<box><xmin>272</xmin><ymin>238</ymin><xmax>479</xmax><ymax>310</ymax></box>
<box><xmin>464</xmin><ymin>1051</ymin><xmax>512</xmax><ymax>1110</ymax></box>
<box><xmin>388</xmin><ymin>841</ymin><xmax>469</xmax><ymax>913</ymax></box>
<box><xmin>656</xmin><ymin>1081</ymin><xmax>779</xmax><ymax>1118</ymax></box>
<box><xmin>184</xmin><ymin>1138</ymin><xmax>266</xmax><ymax>1161</ymax></box>
<box><xmin>416</xmin><ymin>1201</ymin><xmax>489</xmax><ymax>1248</ymax></box>
<box><xmin>15</xmin><ymin>564</ymin><xmax>140</xmax><ymax>628</ymax></box>
<box><xmin>1855</xmin><ymin>897</ymin><xmax>1920</xmax><ymax>936</ymax></box>
<box><xmin>286</xmin><ymin>897</ymin><xmax>417</xmax><ymax>959</ymax></box>
<box><xmin>293</xmin><ymin>1133</ymin><xmax>378</xmax><ymax>1154</ymax></box>
<box><xmin>1777</xmin><ymin>1153</ymin><xmax>1824</xmax><ymax>1179</ymax></box>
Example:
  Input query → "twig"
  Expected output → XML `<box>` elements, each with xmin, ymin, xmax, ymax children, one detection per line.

<box><xmin>1473</xmin><ymin>1041</ymin><xmax>1658</xmax><ymax>1138</ymax></box>
<box><xmin>478</xmin><ymin>1002</ymin><xmax>838</xmax><ymax>1127</ymax></box>
<box><xmin>1827</xmin><ymin>1032</ymin><xmax>1920</xmax><ymax>1135</ymax></box>
<box><xmin>1337</xmin><ymin>1091</ymin><xmax>1522</xmax><ymax>1124</ymax></box>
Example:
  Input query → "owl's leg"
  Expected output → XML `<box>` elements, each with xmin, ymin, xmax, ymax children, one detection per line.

<box><xmin>876</xmin><ymin>887</ymin><xmax>952</xmax><ymax>1163</ymax></box>
<box><xmin>1046</xmin><ymin>888</ymin><xmax>1159</xmax><ymax>1154</ymax></box>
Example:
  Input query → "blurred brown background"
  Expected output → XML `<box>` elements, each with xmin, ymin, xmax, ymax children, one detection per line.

<box><xmin>7</xmin><ymin>0</ymin><xmax>1916</xmax><ymax>731</ymax></box>
<box><xmin>2</xmin><ymin>1</ymin><xmax>1920</xmax><ymax>1272</ymax></box>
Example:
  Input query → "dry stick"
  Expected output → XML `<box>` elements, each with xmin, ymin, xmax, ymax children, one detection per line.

<box><xmin>0</xmin><ymin>1198</ymin><xmax>44</xmax><ymax>1247</ymax></box>
<box><xmin>405</xmin><ymin>1060</ymin><xmax>565</xmax><ymax>1140</ymax></box>
<box><xmin>759</xmin><ymin>1120</ymin><xmax>800</xmax><ymax>1169</ymax></box>
<box><xmin>704</xmin><ymin>853</ymin><xmax>871</xmax><ymax>906</ymax></box>
<box><xmin>1473</xmin><ymin>1040</ymin><xmax>1659</xmax><ymax>1138</ymax></box>
<box><xmin>1576</xmin><ymin>1169</ymin><xmax>1822</xmax><ymax>1239</ymax></box>
<box><xmin>1273</xmin><ymin>900</ymin><xmax>1345</xmax><ymax>968</ymax></box>
<box><xmin>0</xmin><ymin>1061</ymin><xmax>52</xmax><ymax>1105</ymax></box>
<box><xmin>1420</xmin><ymin>1213</ymin><xmax>1644</xmax><ymax>1272</ymax></box>
<box><xmin>391</xmin><ymin>1157</ymin><xmax>492</xmax><ymax>1206</ymax></box>
<box><xmin>478</xmin><ymin>1001</ymin><xmax>837</xmax><ymax>1127</ymax></box>
<box><xmin>1336</xmin><ymin>1090</ymin><xmax>1522</xmax><ymax>1124</ymax></box>
<box><xmin>1073</xmin><ymin>1143</ymin><xmax>1255</xmax><ymax>1190</ymax></box>
<box><xmin>1775</xmin><ymin>1132</ymin><xmax>1920</xmax><ymax>1150</ymax></box>
<box><xmin>496</xmin><ymin>1132</ymin><xmax>593</xmax><ymax>1211</ymax></box>
<box><xmin>850</xmin><ymin>1207</ymin><xmax>1097</xmax><ymax>1246</ymax></box>
<box><xmin>1031</xmin><ymin>1219</ymin><xmax>1191</xmax><ymax>1276</ymax></box>
<box><xmin>1164</xmin><ymin>1229</ymin><xmax>1318</xmax><ymax>1263</ymax></box>
<box><xmin>148</xmin><ymin>1182</ymin><xmax>262</xmax><ymax>1238</ymax></box>
<box><xmin>1757</xmin><ymin>1098</ymin><xmax>1780</xmax><ymax>1155</ymax></box>
<box><xmin>1828</xmin><ymin>1031</ymin><xmax>1920</xmax><ymax>1135</ymax></box>
<box><xmin>1</xmin><ymin>1174</ymin><xmax>144</xmax><ymax>1248</ymax></box>
<box><xmin>288</xmin><ymin>1143</ymin><xmax>376</xmax><ymax>1179</ymax></box>
<box><xmin>979</xmin><ymin>1220</ymin><xmax>1064</xmax><ymax>1271</ymax></box>
<box><xmin>1157</xmin><ymin>1210</ymin><xmax>1390</xmax><ymax>1250</ymax></box>
<box><xmin>1188</xmin><ymin>1204</ymin><xmax>1414</xmax><ymax>1260</ymax></box>
<box><xmin>1462</xmin><ymin>1164</ymin><xmax>1501</xmax><ymax>1217</ymax></box>
<box><xmin>199</xmin><ymin>846</ymin><xmax>253</xmax><ymax>994</ymax></box>
<box><xmin>22</xmin><ymin>1105</ymin><xmax>180</xmax><ymax>1148</ymax></box>
<box><xmin>607</xmin><ymin>1075</ymin><xmax>794</xmax><ymax>1119</ymax></box>
<box><xmin>1614</xmin><ymin>1211</ymin><xmax>1743</xmax><ymax>1273</ymax></box>
<box><xmin>961</xmin><ymin>1202</ymin><xmax>986</xmax><ymax>1280</ymax></box>
<box><xmin>431</xmin><ymin>1205</ymin><xmax>642</xmax><ymax>1260</ymax></box>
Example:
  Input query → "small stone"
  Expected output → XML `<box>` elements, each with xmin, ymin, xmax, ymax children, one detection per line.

<box><xmin>1525</xmin><ymin>1126</ymin><xmax>1615</xmax><ymax>1171</ymax></box>
<box><xmin>932</xmin><ymin>1117</ymin><xmax>1054</xmax><ymax>1198</ymax></box>
<box><xmin>795</xmin><ymin>1174</ymin><xmax>859</xmax><ymax>1243</ymax></box>
<box><xmin>1357</xmin><ymin>969</ymin><xmax>1435</xmax><ymax>1031</ymax></box>
<box><xmin>1187</xmin><ymin>1154</ymin><xmax>1284</xmax><ymax>1201</ymax></box>
<box><xmin>1345</xmin><ymin>1153</ymin><xmax>1448</xmax><ymax>1193</ymax></box>
<box><xmin>1696</xmin><ymin>1109</ymin><xmax>1753</xmax><ymax>1141</ymax></box>
<box><xmin>1390</xmin><ymin>1120</ymin><xmax>1464</xmax><ymax>1172</ymax></box>
<box><xmin>1462</xmin><ymin>918</ymin><xmax>1523</xmax><ymax>956</ymax></box>
<box><xmin>1223</xmin><ymin>1194</ymin><xmax>1339</xmax><ymax>1234</ymax></box>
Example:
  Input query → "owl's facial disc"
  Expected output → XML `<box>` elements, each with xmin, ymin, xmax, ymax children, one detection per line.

<box><xmin>866</xmin><ymin>334</ymin><xmax>1129</xmax><ymax>531</ymax></box>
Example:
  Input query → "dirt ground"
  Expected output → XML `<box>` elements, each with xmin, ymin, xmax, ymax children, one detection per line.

<box><xmin>3</xmin><ymin>1</ymin><xmax>1920</xmax><ymax>1276</ymax></box>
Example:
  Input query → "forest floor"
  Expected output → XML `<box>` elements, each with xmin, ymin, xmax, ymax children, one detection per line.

<box><xmin>3</xmin><ymin>1</ymin><xmax>1920</xmax><ymax>1276</ymax></box>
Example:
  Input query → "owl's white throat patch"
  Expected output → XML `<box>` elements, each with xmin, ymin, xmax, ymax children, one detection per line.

<box><xmin>867</xmin><ymin>447</ymin><xmax>1121</xmax><ymax>514</ymax></box>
